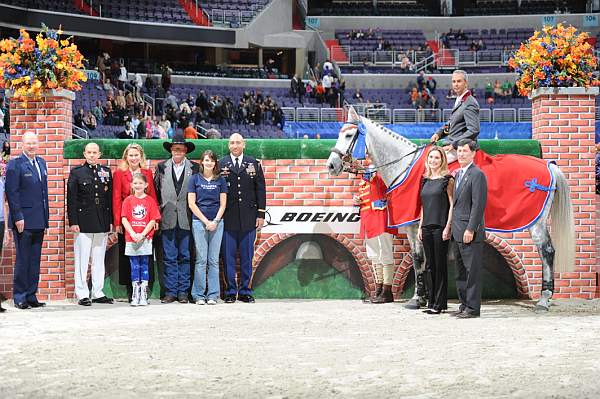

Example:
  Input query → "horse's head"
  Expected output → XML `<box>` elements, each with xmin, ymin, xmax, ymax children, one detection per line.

<box><xmin>326</xmin><ymin>107</ymin><xmax>361</xmax><ymax>176</ymax></box>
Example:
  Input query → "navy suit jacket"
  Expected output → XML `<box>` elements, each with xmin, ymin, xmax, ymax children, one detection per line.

<box><xmin>5</xmin><ymin>153</ymin><xmax>49</xmax><ymax>230</ymax></box>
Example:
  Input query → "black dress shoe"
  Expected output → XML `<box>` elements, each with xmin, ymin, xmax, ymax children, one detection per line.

<box><xmin>92</xmin><ymin>296</ymin><xmax>114</xmax><ymax>304</ymax></box>
<box><xmin>15</xmin><ymin>302</ymin><xmax>31</xmax><ymax>310</ymax></box>
<box><xmin>239</xmin><ymin>295</ymin><xmax>255</xmax><ymax>303</ymax></box>
<box><xmin>78</xmin><ymin>298</ymin><xmax>92</xmax><ymax>306</ymax></box>
<box><xmin>0</xmin><ymin>303</ymin><xmax>5</xmax><ymax>313</ymax></box>
<box><xmin>161</xmin><ymin>295</ymin><xmax>177</xmax><ymax>304</ymax></box>
<box><xmin>177</xmin><ymin>294</ymin><xmax>189</xmax><ymax>304</ymax></box>
<box><xmin>456</xmin><ymin>312</ymin><xmax>480</xmax><ymax>319</ymax></box>
<box><xmin>224</xmin><ymin>295</ymin><xmax>236</xmax><ymax>304</ymax></box>
<box><xmin>28</xmin><ymin>300</ymin><xmax>46</xmax><ymax>308</ymax></box>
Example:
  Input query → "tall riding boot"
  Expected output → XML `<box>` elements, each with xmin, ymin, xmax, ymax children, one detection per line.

<box><xmin>130</xmin><ymin>282</ymin><xmax>140</xmax><ymax>307</ymax></box>
<box><xmin>371</xmin><ymin>284</ymin><xmax>393</xmax><ymax>304</ymax></box>
<box><xmin>139</xmin><ymin>281</ymin><xmax>148</xmax><ymax>306</ymax></box>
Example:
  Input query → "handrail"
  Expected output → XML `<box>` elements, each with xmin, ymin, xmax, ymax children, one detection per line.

<box><xmin>72</xmin><ymin>124</ymin><xmax>89</xmax><ymax>139</ymax></box>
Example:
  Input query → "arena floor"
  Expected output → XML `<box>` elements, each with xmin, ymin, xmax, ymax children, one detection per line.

<box><xmin>1</xmin><ymin>299</ymin><xmax>599</xmax><ymax>398</ymax></box>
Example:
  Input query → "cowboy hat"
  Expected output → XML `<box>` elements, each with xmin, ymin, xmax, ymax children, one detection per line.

<box><xmin>163</xmin><ymin>132</ymin><xmax>195</xmax><ymax>153</ymax></box>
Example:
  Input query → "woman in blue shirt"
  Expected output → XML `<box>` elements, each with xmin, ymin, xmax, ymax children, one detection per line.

<box><xmin>188</xmin><ymin>150</ymin><xmax>228</xmax><ymax>305</ymax></box>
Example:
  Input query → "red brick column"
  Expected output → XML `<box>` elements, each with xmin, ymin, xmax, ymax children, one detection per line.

<box><xmin>4</xmin><ymin>89</ymin><xmax>74</xmax><ymax>300</ymax></box>
<box><xmin>531</xmin><ymin>87</ymin><xmax>599</xmax><ymax>299</ymax></box>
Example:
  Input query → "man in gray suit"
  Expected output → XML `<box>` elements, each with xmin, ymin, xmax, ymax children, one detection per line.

<box><xmin>450</xmin><ymin>139</ymin><xmax>487</xmax><ymax>318</ymax></box>
<box><xmin>430</xmin><ymin>70</ymin><xmax>480</xmax><ymax>163</ymax></box>
<box><xmin>155</xmin><ymin>134</ymin><xmax>200</xmax><ymax>303</ymax></box>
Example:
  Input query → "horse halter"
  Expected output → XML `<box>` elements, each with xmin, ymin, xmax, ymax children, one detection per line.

<box><xmin>330</xmin><ymin>123</ymin><xmax>364</xmax><ymax>174</ymax></box>
<box><xmin>331</xmin><ymin>122</ymin><xmax>426</xmax><ymax>185</ymax></box>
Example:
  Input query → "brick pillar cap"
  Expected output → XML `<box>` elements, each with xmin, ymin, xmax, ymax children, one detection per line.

<box><xmin>529</xmin><ymin>86</ymin><xmax>599</xmax><ymax>100</ymax></box>
<box><xmin>5</xmin><ymin>89</ymin><xmax>75</xmax><ymax>101</ymax></box>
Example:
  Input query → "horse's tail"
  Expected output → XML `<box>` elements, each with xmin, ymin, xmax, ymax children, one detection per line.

<box><xmin>550</xmin><ymin>164</ymin><xmax>575</xmax><ymax>273</ymax></box>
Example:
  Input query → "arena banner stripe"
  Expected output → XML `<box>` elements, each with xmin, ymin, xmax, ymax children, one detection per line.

<box><xmin>63</xmin><ymin>139</ymin><xmax>542</xmax><ymax>160</ymax></box>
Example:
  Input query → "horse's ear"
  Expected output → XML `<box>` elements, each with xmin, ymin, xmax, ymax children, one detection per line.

<box><xmin>347</xmin><ymin>106</ymin><xmax>360</xmax><ymax>123</ymax></box>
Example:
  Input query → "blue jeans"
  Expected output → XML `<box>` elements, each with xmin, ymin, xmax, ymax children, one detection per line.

<box><xmin>161</xmin><ymin>227</ymin><xmax>191</xmax><ymax>297</ymax></box>
<box><xmin>129</xmin><ymin>255</ymin><xmax>149</xmax><ymax>282</ymax></box>
<box><xmin>191</xmin><ymin>220</ymin><xmax>224</xmax><ymax>301</ymax></box>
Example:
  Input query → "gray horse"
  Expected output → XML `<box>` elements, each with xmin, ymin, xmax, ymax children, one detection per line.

<box><xmin>326</xmin><ymin>108</ymin><xmax>575</xmax><ymax>311</ymax></box>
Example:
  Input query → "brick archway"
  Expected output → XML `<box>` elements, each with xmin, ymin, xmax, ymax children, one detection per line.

<box><xmin>253</xmin><ymin>233</ymin><xmax>376</xmax><ymax>293</ymax></box>
<box><xmin>389</xmin><ymin>233</ymin><xmax>531</xmax><ymax>299</ymax></box>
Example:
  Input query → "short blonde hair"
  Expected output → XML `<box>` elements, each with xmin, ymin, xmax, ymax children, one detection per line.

<box><xmin>119</xmin><ymin>143</ymin><xmax>148</xmax><ymax>171</ymax></box>
<box><xmin>423</xmin><ymin>146</ymin><xmax>449</xmax><ymax>178</ymax></box>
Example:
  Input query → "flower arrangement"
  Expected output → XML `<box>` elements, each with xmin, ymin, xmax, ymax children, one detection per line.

<box><xmin>0</xmin><ymin>24</ymin><xmax>86</xmax><ymax>100</ymax></box>
<box><xmin>509</xmin><ymin>23</ymin><xmax>599</xmax><ymax>96</ymax></box>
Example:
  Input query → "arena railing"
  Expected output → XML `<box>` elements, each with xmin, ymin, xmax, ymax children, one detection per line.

<box><xmin>518</xmin><ymin>108</ymin><xmax>532</xmax><ymax>122</ymax></box>
<box><xmin>284</xmin><ymin>106</ymin><xmax>570</xmax><ymax>123</ymax></box>
<box><xmin>282</xmin><ymin>107</ymin><xmax>296</xmax><ymax>122</ymax></box>
<box><xmin>210</xmin><ymin>9</ymin><xmax>260</xmax><ymax>27</ymax></box>
<box><xmin>321</xmin><ymin>108</ymin><xmax>346</xmax><ymax>122</ymax></box>
<box><xmin>331</xmin><ymin>47</ymin><xmax>517</xmax><ymax>69</ymax></box>
<box><xmin>296</xmin><ymin>107</ymin><xmax>320</xmax><ymax>122</ymax></box>
<box><xmin>493</xmin><ymin>108</ymin><xmax>517</xmax><ymax>122</ymax></box>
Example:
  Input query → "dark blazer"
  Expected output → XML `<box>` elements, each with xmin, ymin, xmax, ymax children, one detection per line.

<box><xmin>67</xmin><ymin>162</ymin><xmax>113</xmax><ymax>233</ymax></box>
<box><xmin>5</xmin><ymin>154</ymin><xmax>49</xmax><ymax>230</ymax></box>
<box><xmin>219</xmin><ymin>155</ymin><xmax>266</xmax><ymax>231</ymax></box>
<box><xmin>436</xmin><ymin>91</ymin><xmax>480</xmax><ymax>148</ymax></box>
<box><xmin>451</xmin><ymin>163</ymin><xmax>487</xmax><ymax>243</ymax></box>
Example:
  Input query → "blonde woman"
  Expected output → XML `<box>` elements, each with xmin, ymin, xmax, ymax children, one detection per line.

<box><xmin>112</xmin><ymin>143</ymin><xmax>157</xmax><ymax>301</ymax></box>
<box><xmin>417</xmin><ymin>146</ymin><xmax>454</xmax><ymax>314</ymax></box>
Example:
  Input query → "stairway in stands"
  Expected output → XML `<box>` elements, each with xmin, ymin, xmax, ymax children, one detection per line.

<box><xmin>72</xmin><ymin>0</ymin><xmax>98</xmax><ymax>16</ymax></box>
<box><xmin>179</xmin><ymin>0</ymin><xmax>211</xmax><ymax>26</ymax></box>
<box><xmin>428</xmin><ymin>39</ymin><xmax>456</xmax><ymax>68</ymax></box>
<box><xmin>325</xmin><ymin>39</ymin><xmax>348</xmax><ymax>63</ymax></box>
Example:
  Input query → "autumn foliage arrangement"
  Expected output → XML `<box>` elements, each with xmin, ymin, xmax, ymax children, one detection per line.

<box><xmin>509</xmin><ymin>23</ymin><xmax>599</xmax><ymax>96</ymax></box>
<box><xmin>0</xmin><ymin>24</ymin><xmax>86</xmax><ymax>100</ymax></box>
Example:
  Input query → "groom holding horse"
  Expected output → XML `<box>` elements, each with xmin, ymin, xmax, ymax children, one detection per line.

<box><xmin>430</xmin><ymin>70</ymin><xmax>480</xmax><ymax>163</ymax></box>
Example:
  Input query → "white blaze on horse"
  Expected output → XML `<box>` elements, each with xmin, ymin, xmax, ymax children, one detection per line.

<box><xmin>326</xmin><ymin>107</ymin><xmax>575</xmax><ymax>312</ymax></box>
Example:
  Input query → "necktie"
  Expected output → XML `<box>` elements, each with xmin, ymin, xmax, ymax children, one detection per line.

<box><xmin>32</xmin><ymin>159</ymin><xmax>41</xmax><ymax>180</ymax></box>
<box><xmin>455</xmin><ymin>169</ymin><xmax>463</xmax><ymax>191</ymax></box>
<box><xmin>234</xmin><ymin>158</ymin><xmax>240</xmax><ymax>172</ymax></box>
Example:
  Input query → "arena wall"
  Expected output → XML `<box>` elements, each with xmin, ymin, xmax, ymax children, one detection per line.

<box><xmin>0</xmin><ymin>90</ymin><xmax>598</xmax><ymax>300</ymax></box>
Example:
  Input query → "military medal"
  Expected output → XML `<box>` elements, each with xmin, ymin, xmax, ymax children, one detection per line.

<box><xmin>246</xmin><ymin>163</ymin><xmax>256</xmax><ymax>177</ymax></box>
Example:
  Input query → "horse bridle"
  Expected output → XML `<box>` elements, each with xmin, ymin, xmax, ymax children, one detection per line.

<box><xmin>331</xmin><ymin>124</ymin><xmax>426</xmax><ymax>187</ymax></box>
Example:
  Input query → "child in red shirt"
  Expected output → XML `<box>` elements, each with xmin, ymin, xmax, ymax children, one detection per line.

<box><xmin>121</xmin><ymin>173</ymin><xmax>161</xmax><ymax>306</ymax></box>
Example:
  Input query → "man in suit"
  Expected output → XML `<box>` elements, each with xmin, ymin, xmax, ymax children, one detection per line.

<box><xmin>450</xmin><ymin>139</ymin><xmax>487</xmax><ymax>319</ymax></box>
<box><xmin>155</xmin><ymin>134</ymin><xmax>199</xmax><ymax>304</ymax></box>
<box><xmin>5</xmin><ymin>131</ymin><xmax>49</xmax><ymax>309</ymax></box>
<box><xmin>430</xmin><ymin>70</ymin><xmax>480</xmax><ymax>163</ymax></box>
<box><xmin>67</xmin><ymin>142</ymin><xmax>114</xmax><ymax>306</ymax></box>
<box><xmin>219</xmin><ymin>133</ymin><xmax>266</xmax><ymax>303</ymax></box>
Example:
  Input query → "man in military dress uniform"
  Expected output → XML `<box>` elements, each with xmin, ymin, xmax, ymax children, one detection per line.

<box><xmin>67</xmin><ymin>143</ymin><xmax>114</xmax><ymax>306</ymax></box>
<box><xmin>219</xmin><ymin>133</ymin><xmax>266</xmax><ymax>303</ymax></box>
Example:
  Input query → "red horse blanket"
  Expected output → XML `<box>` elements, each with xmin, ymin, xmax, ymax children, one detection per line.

<box><xmin>386</xmin><ymin>145</ymin><xmax>554</xmax><ymax>232</ymax></box>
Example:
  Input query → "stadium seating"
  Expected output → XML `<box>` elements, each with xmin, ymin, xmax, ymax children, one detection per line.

<box><xmin>0</xmin><ymin>0</ymin><xmax>270</xmax><ymax>26</ymax></box>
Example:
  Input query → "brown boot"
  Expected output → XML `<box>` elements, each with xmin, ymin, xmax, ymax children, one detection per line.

<box><xmin>371</xmin><ymin>284</ymin><xmax>393</xmax><ymax>304</ymax></box>
<box><xmin>362</xmin><ymin>283</ymin><xmax>382</xmax><ymax>303</ymax></box>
